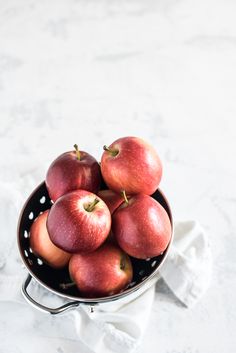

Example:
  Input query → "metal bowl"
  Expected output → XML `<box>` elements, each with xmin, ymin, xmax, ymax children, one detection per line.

<box><xmin>17</xmin><ymin>182</ymin><xmax>173</xmax><ymax>314</ymax></box>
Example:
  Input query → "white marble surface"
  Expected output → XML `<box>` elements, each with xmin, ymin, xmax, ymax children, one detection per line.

<box><xmin>0</xmin><ymin>0</ymin><xmax>236</xmax><ymax>352</ymax></box>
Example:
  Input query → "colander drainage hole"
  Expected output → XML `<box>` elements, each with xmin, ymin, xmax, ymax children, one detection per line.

<box><xmin>24</xmin><ymin>230</ymin><xmax>28</xmax><ymax>238</ymax></box>
<box><xmin>139</xmin><ymin>269</ymin><xmax>145</xmax><ymax>276</ymax></box>
<box><xmin>27</xmin><ymin>259</ymin><xmax>33</xmax><ymax>266</ymax></box>
<box><xmin>40</xmin><ymin>196</ymin><xmax>46</xmax><ymax>204</ymax></box>
<box><xmin>127</xmin><ymin>281</ymin><xmax>136</xmax><ymax>288</ymax></box>
<box><xmin>24</xmin><ymin>250</ymin><xmax>28</xmax><ymax>257</ymax></box>
<box><xmin>37</xmin><ymin>258</ymin><xmax>43</xmax><ymax>265</ymax></box>
<box><xmin>28</xmin><ymin>212</ymin><xmax>34</xmax><ymax>220</ymax></box>
<box><xmin>151</xmin><ymin>260</ymin><xmax>157</xmax><ymax>267</ymax></box>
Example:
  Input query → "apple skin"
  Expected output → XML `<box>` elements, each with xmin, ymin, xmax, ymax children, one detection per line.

<box><xmin>69</xmin><ymin>243</ymin><xmax>133</xmax><ymax>297</ymax></box>
<box><xmin>29</xmin><ymin>210</ymin><xmax>71</xmax><ymax>268</ymax></box>
<box><xmin>112</xmin><ymin>194</ymin><xmax>172</xmax><ymax>259</ymax></box>
<box><xmin>97</xmin><ymin>189</ymin><xmax>124</xmax><ymax>215</ymax></box>
<box><xmin>46</xmin><ymin>149</ymin><xmax>101</xmax><ymax>202</ymax></box>
<box><xmin>101</xmin><ymin>136</ymin><xmax>162</xmax><ymax>195</ymax></box>
<box><xmin>47</xmin><ymin>190</ymin><xmax>111</xmax><ymax>253</ymax></box>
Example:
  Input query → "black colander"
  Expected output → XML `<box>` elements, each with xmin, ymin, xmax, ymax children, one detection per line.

<box><xmin>17</xmin><ymin>182</ymin><xmax>173</xmax><ymax>314</ymax></box>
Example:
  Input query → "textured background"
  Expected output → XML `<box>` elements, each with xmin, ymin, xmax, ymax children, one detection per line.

<box><xmin>0</xmin><ymin>0</ymin><xmax>236</xmax><ymax>352</ymax></box>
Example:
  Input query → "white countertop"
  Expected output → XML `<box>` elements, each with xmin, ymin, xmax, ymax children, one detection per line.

<box><xmin>0</xmin><ymin>0</ymin><xmax>236</xmax><ymax>352</ymax></box>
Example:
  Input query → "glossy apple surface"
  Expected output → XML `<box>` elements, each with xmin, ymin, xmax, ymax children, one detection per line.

<box><xmin>112</xmin><ymin>194</ymin><xmax>172</xmax><ymax>259</ymax></box>
<box><xmin>29</xmin><ymin>210</ymin><xmax>71</xmax><ymax>268</ymax></box>
<box><xmin>101</xmin><ymin>136</ymin><xmax>162</xmax><ymax>195</ymax></box>
<box><xmin>69</xmin><ymin>243</ymin><xmax>133</xmax><ymax>297</ymax></box>
<box><xmin>47</xmin><ymin>190</ymin><xmax>111</xmax><ymax>253</ymax></box>
<box><xmin>46</xmin><ymin>145</ymin><xmax>101</xmax><ymax>202</ymax></box>
<box><xmin>97</xmin><ymin>189</ymin><xmax>124</xmax><ymax>215</ymax></box>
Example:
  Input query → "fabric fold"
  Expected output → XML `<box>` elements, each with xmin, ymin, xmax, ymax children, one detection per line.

<box><xmin>0</xmin><ymin>219</ymin><xmax>212</xmax><ymax>353</ymax></box>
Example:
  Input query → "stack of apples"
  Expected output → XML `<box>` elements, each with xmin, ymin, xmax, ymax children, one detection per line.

<box><xmin>30</xmin><ymin>136</ymin><xmax>172</xmax><ymax>298</ymax></box>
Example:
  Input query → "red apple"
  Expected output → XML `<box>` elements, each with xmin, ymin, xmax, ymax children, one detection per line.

<box><xmin>112</xmin><ymin>193</ymin><xmax>172</xmax><ymax>259</ymax></box>
<box><xmin>30</xmin><ymin>210</ymin><xmax>71</xmax><ymax>268</ymax></box>
<box><xmin>69</xmin><ymin>243</ymin><xmax>133</xmax><ymax>297</ymax></box>
<box><xmin>46</xmin><ymin>144</ymin><xmax>101</xmax><ymax>202</ymax></box>
<box><xmin>101</xmin><ymin>136</ymin><xmax>162</xmax><ymax>195</ymax></box>
<box><xmin>47</xmin><ymin>190</ymin><xmax>111</xmax><ymax>253</ymax></box>
<box><xmin>97</xmin><ymin>189</ymin><xmax>124</xmax><ymax>215</ymax></box>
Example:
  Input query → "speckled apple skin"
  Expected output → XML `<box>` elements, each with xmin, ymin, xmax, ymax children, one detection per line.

<box><xmin>112</xmin><ymin>194</ymin><xmax>171</xmax><ymax>259</ymax></box>
<box><xmin>69</xmin><ymin>243</ymin><xmax>133</xmax><ymax>297</ymax></box>
<box><xmin>101</xmin><ymin>136</ymin><xmax>162</xmax><ymax>195</ymax></box>
<box><xmin>47</xmin><ymin>190</ymin><xmax>111</xmax><ymax>253</ymax></box>
<box><xmin>46</xmin><ymin>150</ymin><xmax>101</xmax><ymax>202</ymax></box>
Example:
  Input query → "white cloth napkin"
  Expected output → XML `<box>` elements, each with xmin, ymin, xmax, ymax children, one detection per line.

<box><xmin>72</xmin><ymin>220</ymin><xmax>212</xmax><ymax>353</ymax></box>
<box><xmin>0</xmin><ymin>175</ymin><xmax>212</xmax><ymax>353</ymax></box>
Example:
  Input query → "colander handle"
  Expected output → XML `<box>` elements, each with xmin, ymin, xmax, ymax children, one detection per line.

<box><xmin>22</xmin><ymin>274</ymin><xmax>80</xmax><ymax>315</ymax></box>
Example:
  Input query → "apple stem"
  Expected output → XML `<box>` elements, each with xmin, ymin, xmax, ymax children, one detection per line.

<box><xmin>121</xmin><ymin>190</ymin><xmax>129</xmax><ymax>204</ymax></box>
<box><xmin>103</xmin><ymin>145</ymin><xmax>119</xmax><ymax>157</ymax></box>
<box><xmin>60</xmin><ymin>282</ymin><xmax>76</xmax><ymax>290</ymax></box>
<box><xmin>85</xmin><ymin>198</ymin><xmax>100</xmax><ymax>212</ymax></box>
<box><xmin>74</xmin><ymin>144</ymin><xmax>81</xmax><ymax>160</ymax></box>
